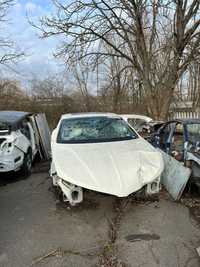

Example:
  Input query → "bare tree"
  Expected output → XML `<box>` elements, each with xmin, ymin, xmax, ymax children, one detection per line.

<box><xmin>30</xmin><ymin>74</ymin><xmax>65</xmax><ymax>99</ymax></box>
<box><xmin>36</xmin><ymin>0</ymin><xmax>200</xmax><ymax>119</ymax></box>
<box><xmin>29</xmin><ymin>74</ymin><xmax>79</xmax><ymax>128</ymax></box>
<box><xmin>99</xmin><ymin>53</ymin><xmax>131</xmax><ymax>113</ymax></box>
<box><xmin>70</xmin><ymin>60</ymin><xmax>94</xmax><ymax>111</ymax></box>
<box><xmin>187</xmin><ymin>61</ymin><xmax>200</xmax><ymax>108</ymax></box>
<box><xmin>0</xmin><ymin>78</ymin><xmax>28</xmax><ymax>109</ymax></box>
<box><xmin>0</xmin><ymin>0</ymin><xmax>24</xmax><ymax>66</ymax></box>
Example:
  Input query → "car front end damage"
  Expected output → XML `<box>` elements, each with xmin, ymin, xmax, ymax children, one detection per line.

<box><xmin>51</xmin><ymin>172</ymin><xmax>161</xmax><ymax>206</ymax></box>
<box><xmin>0</xmin><ymin>153</ymin><xmax>24</xmax><ymax>172</ymax></box>
<box><xmin>50</xmin><ymin>141</ymin><xmax>164</xmax><ymax>206</ymax></box>
<box><xmin>0</xmin><ymin>134</ymin><xmax>25</xmax><ymax>172</ymax></box>
<box><xmin>51</xmin><ymin>174</ymin><xmax>83</xmax><ymax>206</ymax></box>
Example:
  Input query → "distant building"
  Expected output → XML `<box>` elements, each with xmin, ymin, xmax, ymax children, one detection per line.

<box><xmin>170</xmin><ymin>93</ymin><xmax>200</xmax><ymax>119</ymax></box>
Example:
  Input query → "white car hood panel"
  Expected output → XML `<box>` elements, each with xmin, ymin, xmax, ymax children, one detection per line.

<box><xmin>52</xmin><ymin>138</ymin><xmax>164</xmax><ymax>197</ymax></box>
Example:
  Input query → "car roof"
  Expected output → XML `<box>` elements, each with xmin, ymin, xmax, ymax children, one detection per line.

<box><xmin>61</xmin><ymin>112</ymin><xmax>120</xmax><ymax>119</ymax></box>
<box><xmin>0</xmin><ymin>111</ymin><xmax>31</xmax><ymax>129</ymax></box>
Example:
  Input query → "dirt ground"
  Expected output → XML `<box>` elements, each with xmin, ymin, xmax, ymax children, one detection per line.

<box><xmin>0</xmin><ymin>164</ymin><xmax>200</xmax><ymax>267</ymax></box>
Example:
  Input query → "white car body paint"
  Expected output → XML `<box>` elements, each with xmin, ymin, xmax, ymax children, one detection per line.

<box><xmin>51</xmin><ymin>113</ymin><xmax>164</xmax><ymax>205</ymax></box>
<box><xmin>120</xmin><ymin>114</ymin><xmax>153</xmax><ymax>133</ymax></box>
<box><xmin>0</xmin><ymin>127</ymin><xmax>35</xmax><ymax>173</ymax></box>
<box><xmin>120</xmin><ymin>114</ymin><xmax>153</xmax><ymax>123</ymax></box>
<box><xmin>0</xmin><ymin>132</ymin><xmax>25</xmax><ymax>172</ymax></box>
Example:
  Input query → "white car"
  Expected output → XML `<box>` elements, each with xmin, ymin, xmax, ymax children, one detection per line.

<box><xmin>0</xmin><ymin>111</ymin><xmax>51</xmax><ymax>175</ymax></box>
<box><xmin>121</xmin><ymin>114</ymin><xmax>153</xmax><ymax>132</ymax></box>
<box><xmin>51</xmin><ymin>113</ymin><xmax>164</xmax><ymax>205</ymax></box>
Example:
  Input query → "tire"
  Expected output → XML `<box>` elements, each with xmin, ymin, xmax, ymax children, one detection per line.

<box><xmin>21</xmin><ymin>149</ymin><xmax>32</xmax><ymax>177</ymax></box>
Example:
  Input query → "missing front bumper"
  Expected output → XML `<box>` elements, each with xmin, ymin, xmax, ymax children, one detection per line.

<box><xmin>52</xmin><ymin>175</ymin><xmax>83</xmax><ymax>206</ymax></box>
<box><xmin>146</xmin><ymin>176</ymin><xmax>161</xmax><ymax>195</ymax></box>
<box><xmin>52</xmin><ymin>174</ymin><xmax>160</xmax><ymax>206</ymax></box>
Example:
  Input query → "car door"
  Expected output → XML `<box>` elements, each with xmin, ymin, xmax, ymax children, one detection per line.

<box><xmin>170</xmin><ymin>122</ymin><xmax>185</xmax><ymax>161</ymax></box>
<box><xmin>153</xmin><ymin>122</ymin><xmax>176</xmax><ymax>152</ymax></box>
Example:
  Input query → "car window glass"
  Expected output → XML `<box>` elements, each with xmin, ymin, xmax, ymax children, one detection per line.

<box><xmin>57</xmin><ymin>117</ymin><xmax>138</xmax><ymax>143</ymax></box>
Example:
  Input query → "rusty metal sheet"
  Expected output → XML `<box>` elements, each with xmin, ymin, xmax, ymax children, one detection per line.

<box><xmin>161</xmin><ymin>150</ymin><xmax>191</xmax><ymax>200</ymax></box>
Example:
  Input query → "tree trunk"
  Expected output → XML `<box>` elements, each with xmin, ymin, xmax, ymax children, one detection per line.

<box><xmin>145</xmin><ymin>87</ymin><xmax>175</xmax><ymax>120</ymax></box>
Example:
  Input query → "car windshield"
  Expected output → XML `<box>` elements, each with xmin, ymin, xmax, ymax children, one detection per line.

<box><xmin>57</xmin><ymin>116</ymin><xmax>138</xmax><ymax>143</ymax></box>
<box><xmin>187</xmin><ymin>123</ymin><xmax>200</xmax><ymax>143</ymax></box>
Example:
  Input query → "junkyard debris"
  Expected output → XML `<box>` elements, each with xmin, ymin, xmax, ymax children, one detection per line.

<box><xmin>161</xmin><ymin>150</ymin><xmax>191</xmax><ymax>200</ymax></box>
<box><xmin>181</xmin><ymin>197</ymin><xmax>200</xmax><ymax>223</ymax></box>
<box><xmin>0</xmin><ymin>111</ymin><xmax>51</xmax><ymax>174</ymax></box>
<box><xmin>31</xmin><ymin>246</ymin><xmax>99</xmax><ymax>266</ymax></box>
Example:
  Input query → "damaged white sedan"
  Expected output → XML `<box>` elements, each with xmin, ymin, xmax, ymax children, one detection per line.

<box><xmin>51</xmin><ymin>113</ymin><xmax>164</xmax><ymax>205</ymax></box>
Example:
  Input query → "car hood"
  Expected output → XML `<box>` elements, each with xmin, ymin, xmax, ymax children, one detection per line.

<box><xmin>52</xmin><ymin>138</ymin><xmax>164</xmax><ymax>197</ymax></box>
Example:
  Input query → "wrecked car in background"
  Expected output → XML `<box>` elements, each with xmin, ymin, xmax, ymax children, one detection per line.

<box><xmin>51</xmin><ymin>113</ymin><xmax>164</xmax><ymax>205</ymax></box>
<box><xmin>121</xmin><ymin>114</ymin><xmax>153</xmax><ymax>133</ymax></box>
<box><xmin>150</xmin><ymin>119</ymin><xmax>200</xmax><ymax>196</ymax></box>
<box><xmin>0</xmin><ymin>111</ymin><xmax>51</xmax><ymax>175</ymax></box>
<box><xmin>121</xmin><ymin>114</ymin><xmax>164</xmax><ymax>139</ymax></box>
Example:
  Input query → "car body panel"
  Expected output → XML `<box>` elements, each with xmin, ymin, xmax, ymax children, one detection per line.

<box><xmin>121</xmin><ymin>114</ymin><xmax>153</xmax><ymax>123</ymax></box>
<box><xmin>161</xmin><ymin>150</ymin><xmax>191</xmax><ymax>200</ymax></box>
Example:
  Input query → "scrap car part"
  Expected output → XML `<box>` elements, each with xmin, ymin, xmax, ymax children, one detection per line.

<box><xmin>52</xmin><ymin>174</ymin><xmax>83</xmax><ymax>206</ymax></box>
<box><xmin>161</xmin><ymin>150</ymin><xmax>191</xmax><ymax>200</ymax></box>
<box><xmin>146</xmin><ymin>176</ymin><xmax>161</xmax><ymax>195</ymax></box>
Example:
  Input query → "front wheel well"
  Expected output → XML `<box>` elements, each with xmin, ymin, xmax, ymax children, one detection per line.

<box><xmin>26</xmin><ymin>146</ymin><xmax>32</xmax><ymax>155</ymax></box>
<box><xmin>24</xmin><ymin>147</ymin><xmax>33</xmax><ymax>163</ymax></box>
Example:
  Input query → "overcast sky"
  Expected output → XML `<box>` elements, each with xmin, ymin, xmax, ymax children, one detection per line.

<box><xmin>4</xmin><ymin>0</ymin><xmax>64</xmax><ymax>84</ymax></box>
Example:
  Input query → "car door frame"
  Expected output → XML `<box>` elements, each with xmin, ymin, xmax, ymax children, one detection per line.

<box><xmin>155</xmin><ymin>121</ymin><xmax>176</xmax><ymax>153</ymax></box>
<box><xmin>169</xmin><ymin>122</ymin><xmax>187</xmax><ymax>157</ymax></box>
